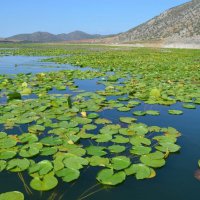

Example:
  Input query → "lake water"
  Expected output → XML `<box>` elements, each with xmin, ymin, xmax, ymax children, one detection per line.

<box><xmin>0</xmin><ymin>56</ymin><xmax>94</xmax><ymax>74</ymax></box>
<box><xmin>0</xmin><ymin>56</ymin><xmax>200</xmax><ymax>200</ymax></box>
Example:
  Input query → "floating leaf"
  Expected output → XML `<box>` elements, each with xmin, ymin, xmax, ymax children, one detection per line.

<box><xmin>86</xmin><ymin>146</ymin><xmax>107</xmax><ymax>156</ymax></box>
<box><xmin>168</xmin><ymin>110</ymin><xmax>183</xmax><ymax>115</ymax></box>
<box><xmin>119</xmin><ymin>117</ymin><xmax>137</xmax><ymax>124</ymax></box>
<box><xmin>30</xmin><ymin>172</ymin><xmax>58</xmax><ymax>191</ymax></box>
<box><xmin>108</xmin><ymin>145</ymin><xmax>126</xmax><ymax>153</ymax></box>
<box><xmin>111</xmin><ymin>156</ymin><xmax>131</xmax><ymax>170</ymax></box>
<box><xmin>88</xmin><ymin>156</ymin><xmax>109</xmax><ymax>167</ymax></box>
<box><xmin>96</xmin><ymin>168</ymin><xmax>126</xmax><ymax>185</ymax></box>
<box><xmin>0</xmin><ymin>191</ymin><xmax>24</xmax><ymax>200</ymax></box>
<box><xmin>7</xmin><ymin>158</ymin><xmax>30</xmax><ymax>172</ymax></box>
<box><xmin>125</xmin><ymin>164</ymin><xmax>151</xmax><ymax>179</ymax></box>
<box><xmin>56</xmin><ymin>168</ymin><xmax>80</xmax><ymax>182</ymax></box>
<box><xmin>140</xmin><ymin>151</ymin><xmax>165</xmax><ymax>168</ymax></box>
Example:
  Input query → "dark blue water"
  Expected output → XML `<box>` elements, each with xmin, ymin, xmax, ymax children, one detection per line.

<box><xmin>0</xmin><ymin>56</ymin><xmax>200</xmax><ymax>200</ymax></box>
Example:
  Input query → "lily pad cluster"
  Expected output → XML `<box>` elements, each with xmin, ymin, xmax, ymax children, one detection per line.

<box><xmin>1</xmin><ymin>45</ymin><xmax>199</xmax><ymax>192</ymax></box>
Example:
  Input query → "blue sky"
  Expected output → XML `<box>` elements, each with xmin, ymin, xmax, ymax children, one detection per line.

<box><xmin>0</xmin><ymin>0</ymin><xmax>190</xmax><ymax>37</ymax></box>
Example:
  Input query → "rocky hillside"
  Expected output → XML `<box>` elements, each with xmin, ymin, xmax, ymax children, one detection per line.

<box><xmin>113</xmin><ymin>0</ymin><xmax>200</xmax><ymax>43</ymax></box>
<box><xmin>6</xmin><ymin>31</ymin><xmax>104</xmax><ymax>42</ymax></box>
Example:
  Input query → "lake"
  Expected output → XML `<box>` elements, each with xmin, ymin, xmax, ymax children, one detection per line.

<box><xmin>0</xmin><ymin>55</ymin><xmax>199</xmax><ymax>200</ymax></box>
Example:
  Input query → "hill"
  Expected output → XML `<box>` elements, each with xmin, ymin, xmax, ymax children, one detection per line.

<box><xmin>6</xmin><ymin>31</ymin><xmax>105</xmax><ymax>42</ymax></box>
<box><xmin>110</xmin><ymin>0</ymin><xmax>200</xmax><ymax>46</ymax></box>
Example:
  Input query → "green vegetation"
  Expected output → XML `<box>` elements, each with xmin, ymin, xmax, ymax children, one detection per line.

<box><xmin>0</xmin><ymin>44</ymin><xmax>199</xmax><ymax>197</ymax></box>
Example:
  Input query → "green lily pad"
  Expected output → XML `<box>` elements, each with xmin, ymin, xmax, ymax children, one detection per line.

<box><xmin>117</xmin><ymin>107</ymin><xmax>131</xmax><ymax>112</ymax></box>
<box><xmin>88</xmin><ymin>156</ymin><xmax>109</xmax><ymax>167</ymax></box>
<box><xmin>130</xmin><ymin>146</ymin><xmax>152</xmax><ymax>155</ymax></box>
<box><xmin>182</xmin><ymin>104</ymin><xmax>196</xmax><ymax>109</ymax></box>
<box><xmin>0</xmin><ymin>191</ymin><xmax>24</xmax><ymax>200</ymax></box>
<box><xmin>108</xmin><ymin>145</ymin><xmax>126</xmax><ymax>153</ymax></box>
<box><xmin>96</xmin><ymin>168</ymin><xmax>126</xmax><ymax>185</ymax></box>
<box><xmin>125</xmin><ymin>164</ymin><xmax>151</xmax><ymax>179</ymax></box>
<box><xmin>140</xmin><ymin>151</ymin><xmax>165</xmax><ymax>168</ymax></box>
<box><xmin>111</xmin><ymin>156</ymin><xmax>131</xmax><ymax>170</ymax></box>
<box><xmin>30</xmin><ymin>172</ymin><xmax>58</xmax><ymax>191</ymax></box>
<box><xmin>87</xmin><ymin>113</ymin><xmax>99</xmax><ymax>119</ymax></box>
<box><xmin>0</xmin><ymin>160</ymin><xmax>7</xmax><ymax>172</ymax></box>
<box><xmin>29</xmin><ymin>160</ymin><xmax>53</xmax><ymax>175</ymax></box>
<box><xmin>56</xmin><ymin>168</ymin><xmax>80</xmax><ymax>182</ymax></box>
<box><xmin>19</xmin><ymin>143</ymin><xmax>42</xmax><ymax>158</ymax></box>
<box><xmin>7</xmin><ymin>158</ymin><xmax>30</xmax><ymax>172</ymax></box>
<box><xmin>0</xmin><ymin>137</ymin><xmax>17</xmax><ymax>149</ymax></box>
<box><xmin>95</xmin><ymin>118</ymin><xmax>111</xmax><ymax>124</ymax></box>
<box><xmin>111</xmin><ymin>135</ymin><xmax>129</xmax><ymax>144</ymax></box>
<box><xmin>168</xmin><ymin>110</ymin><xmax>183</xmax><ymax>115</ymax></box>
<box><xmin>119</xmin><ymin>117</ymin><xmax>137</xmax><ymax>124</ymax></box>
<box><xmin>133</xmin><ymin>111</ymin><xmax>146</xmax><ymax>116</ymax></box>
<box><xmin>146</xmin><ymin>110</ymin><xmax>160</xmax><ymax>116</ymax></box>
<box><xmin>0</xmin><ymin>150</ymin><xmax>17</xmax><ymax>159</ymax></box>
<box><xmin>86</xmin><ymin>146</ymin><xmax>107</xmax><ymax>156</ymax></box>
<box><xmin>93</xmin><ymin>134</ymin><xmax>112</xmax><ymax>143</ymax></box>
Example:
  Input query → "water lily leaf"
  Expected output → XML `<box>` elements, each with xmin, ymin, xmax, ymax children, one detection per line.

<box><xmin>20</xmin><ymin>88</ymin><xmax>32</xmax><ymax>95</ymax></box>
<box><xmin>95</xmin><ymin>118</ymin><xmax>112</xmax><ymax>124</ymax></box>
<box><xmin>7</xmin><ymin>158</ymin><xmax>30</xmax><ymax>172</ymax></box>
<box><xmin>29</xmin><ymin>160</ymin><xmax>53</xmax><ymax>175</ymax></box>
<box><xmin>0</xmin><ymin>191</ymin><xmax>24</xmax><ymax>200</ymax></box>
<box><xmin>0</xmin><ymin>132</ymin><xmax>7</xmax><ymax>139</ymax></box>
<box><xmin>28</xmin><ymin>125</ymin><xmax>45</xmax><ymax>133</ymax></box>
<box><xmin>133</xmin><ymin>111</ymin><xmax>146</xmax><ymax>116</ymax></box>
<box><xmin>168</xmin><ymin>110</ymin><xmax>183</xmax><ymax>115</ymax></box>
<box><xmin>0</xmin><ymin>137</ymin><xmax>17</xmax><ymax>149</ymax></box>
<box><xmin>111</xmin><ymin>135</ymin><xmax>129</xmax><ymax>144</ymax></box>
<box><xmin>87</xmin><ymin>113</ymin><xmax>99</xmax><ymax>119</ymax></box>
<box><xmin>19</xmin><ymin>143</ymin><xmax>42</xmax><ymax>158</ymax></box>
<box><xmin>125</xmin><ymin>164</ymin><xmax>151</xmax><ymax>179</ymax></box>
<box><xmin>117</xmin><ymin>107</ymin><xmax>131</xmax><ymax>112</ymax></box>
<box><xmin>40</xmin><ymin>147</ymin><xmax>58</xmax><ymax>156</ymax></box>
<box><xmin>130</xmin><ymin>146</ymin><xmax>151</xmax><ymax>155</ymax></box>
<box><xmin>19</xmin><ymin>133</ymin><xmax>38</xmax><ymax>144</ymax></box>
<box><xmin>86</xmin><ymin>146</ymin><xmax>107</xmax><ymax>156</ymax></box>
<box><xmin>0</xmin><ymin>160</ymin><xmax>7</xmax><ymax>172</ymax></box>
<box><xmin>119</xmin><ymin>117</ymin><xmax>137</xmax><ymax>124</ymax></box>
<box><xmin>93</xmin><ymin>134</ymin><xmax>112</xmax><ymax>143</ymax></box>
<box><xmin>0</xmin><ymin>150</ymin><xmax>17</xmax><ymax>159</ymax></box>
<box><xmin>30</xmin><ymin>172</ymin><xmax>58</xmax><ymax>191</ymax></box>
<box><xmin>146</xmin><ymin>110</ymin><xmax>160</xmax><ymax>116</ymax></box>
<box><xmin>140</xmin><ymin>152</ymin><xmax>165</xmax><ymax>168</ymax></box>
<box><xmin>182</xmin><ymin>104</ymin><xmax>196</xmax><ymax>109</ymax></box>
<box><xmin>155</xmin><ymin>142</ymin><xmax>180</xmax><ymax>153</ymax></box>
<box><xmin>63</xmin><ymin>155</ymin><xmax>88</xmax><ymax>170</ymax></box>
<box><xmin>40</xmin><ymin>136</ymin><xmax>63</xmax><ymax>146</ymax></box>
<box><xmin>100</xmin><ymin>125</ymin><xmax>120</xmax><ymax>135</ymax></box>
<box><xmin>83</xmin><ymin>124</ymin><xmax>97</xmax><ymax>130</ymax></box>
<box><xmin>96</xmin><ymin>168</ymin><xmax>126</xmax><ymax>185</ymax></box>
<box><xmin>130</xmin><ymin>124</ymin><xmax>148</xmax><ymax>135</ymax></box>
<box><xmin>111</xmin><ymin>156</ymin><xmax>131</xmax><ymax>170</ymax></box>
<box><xmin>88</xmin><ymin>156</ymin><xmax>109</xmax><ymax>167</ymax></box>
<box><xmin>108</xmin><ymin>145</ymin><xmax>126</xmax><ymax>153</ymax></box>
<box><xmin>56</xmin><ymin>168</ymin><xmax>80</xmax><ymax>182</ymax></box>
<box><xmin>72</xmin><ymin>117</ymin><xmax>92</xmax><ymax>125</ymax></box>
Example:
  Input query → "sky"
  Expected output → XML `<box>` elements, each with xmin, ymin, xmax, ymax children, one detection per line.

<box><xmin>0</xmin><ymin>0</ymin><xmax>190</xmax><ymax>37</ymax></box>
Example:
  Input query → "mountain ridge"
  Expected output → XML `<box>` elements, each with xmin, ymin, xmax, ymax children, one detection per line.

<box><xmin>112</xmin><ymin>0</ymin><xmax>200</xmax><ymax>43</ymax></box>
<box><xmin>4</xmin><ymin>30</ymin><xmax>107</xmax><ymax>42</ymax></box>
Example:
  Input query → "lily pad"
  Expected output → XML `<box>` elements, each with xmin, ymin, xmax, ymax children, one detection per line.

<box><xmin>111</xmin><ymin>156</ymin><xmax>131</xmax><ymax>170</ymax></box>
<box><xmin>96</xmin><ymin>168</ymin><xmax>126</xmax><ymax>185</ymax></box>
<box><xmin>30</xmin><ymin>172</ymin><xmax>58</xmax><ymax>191</ymax></box>
<box><xmin>0</xmin><ymin>191</ymin><xmax>24</xmax><ymax>200</ymax></box>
